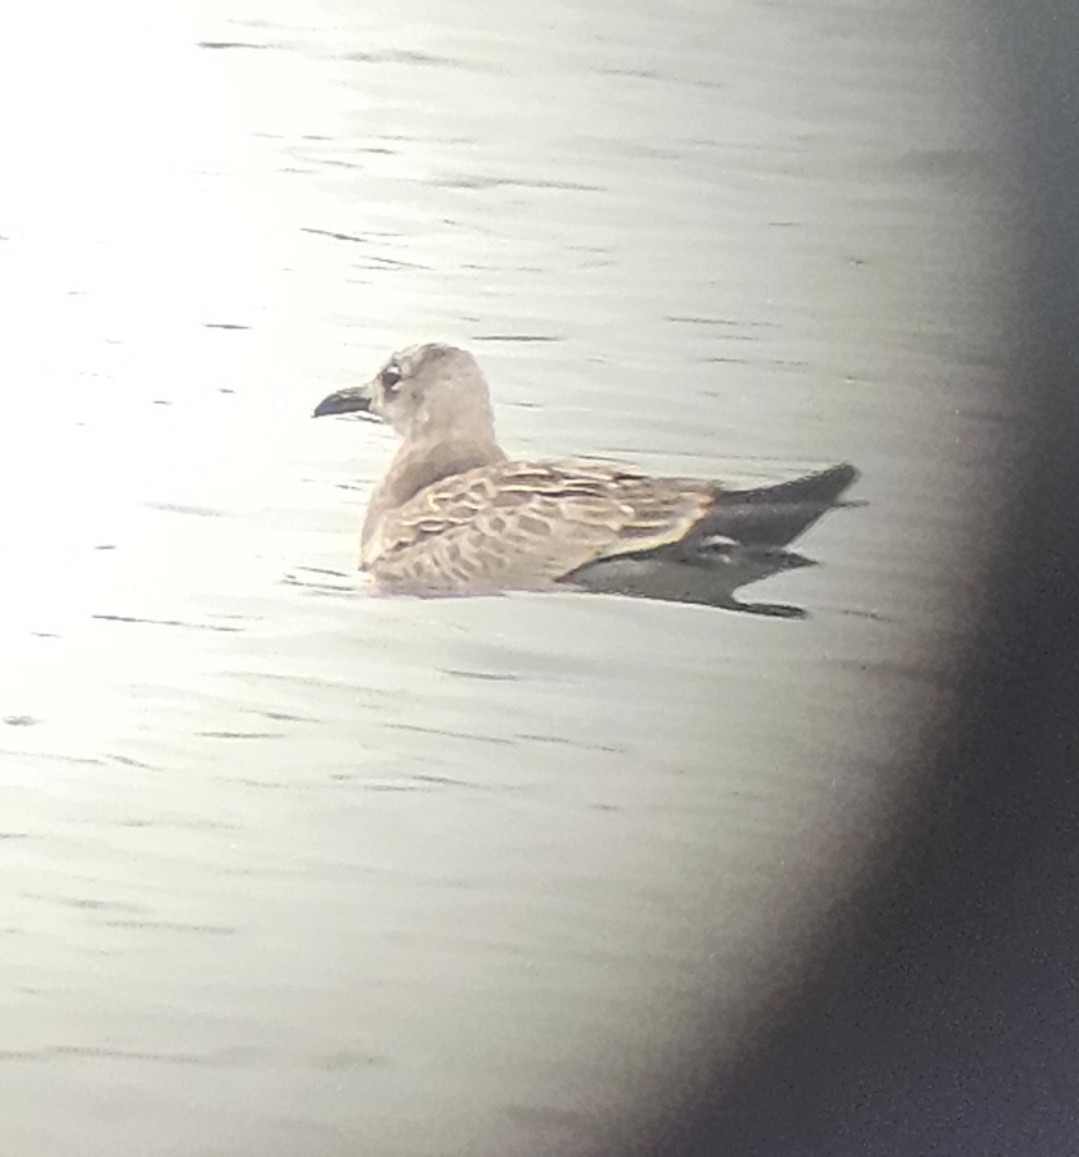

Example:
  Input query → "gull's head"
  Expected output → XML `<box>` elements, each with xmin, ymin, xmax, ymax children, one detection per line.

<box><xmin>313</xmin><ymin>343</ymin><xmax>496</xmax><ymax>442</ymax></box>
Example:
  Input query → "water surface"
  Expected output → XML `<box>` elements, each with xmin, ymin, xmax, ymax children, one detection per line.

<box><xmin>0</xmin><ymin>2</ymin><xmax>1017</xmax><ymax>1154</ymax></box>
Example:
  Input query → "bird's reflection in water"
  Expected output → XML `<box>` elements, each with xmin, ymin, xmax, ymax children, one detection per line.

<box><xmin>289</xmin><ymin>545</ymin><xmax>825</xmax><ymax>618</ymax></box>
<box><xmin>564</xmin><ymin>542</ymin><xmax>818</xmax><ymax>617</ymax></box>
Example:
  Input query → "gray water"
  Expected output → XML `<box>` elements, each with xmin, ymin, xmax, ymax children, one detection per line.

<box><xmin>0</xmin><ymin>2</ymin><xmax>1017</xmax><ymax>1154</ymax></box>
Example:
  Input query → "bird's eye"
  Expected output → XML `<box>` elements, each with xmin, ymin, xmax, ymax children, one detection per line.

<box><xmin>380</xmin><ymin>364</ymin><xmax>403</xmax><ymax>391</ymax></box>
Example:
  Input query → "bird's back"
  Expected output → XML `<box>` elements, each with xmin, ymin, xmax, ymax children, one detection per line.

<box><xmin>362</xmin><ymin>459</ymin><xmax>716</xmax><ymax>591</ymax></box>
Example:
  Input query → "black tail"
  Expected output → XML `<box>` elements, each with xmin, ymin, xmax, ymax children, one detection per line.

<box><xmin>561</xmin><ymin>462</ymin><xmax>858</xmax><ymax>616</ymax></box>
<box><xmin>691</xmin><ymin>462</ymin><xmax>859</xmax><ymax>549</ymax></box>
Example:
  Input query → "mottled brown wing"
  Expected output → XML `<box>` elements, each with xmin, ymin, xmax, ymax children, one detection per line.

<box><xmin>367</xmin><ymin>460</ymin><xmax>713</xmax><ymax>591</ymax></box>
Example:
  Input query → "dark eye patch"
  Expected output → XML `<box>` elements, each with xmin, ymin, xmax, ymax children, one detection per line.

<box><xmin>380</xmin><ymin>364</ymin><xmax>403</xmax><ymax>391</ymax></box>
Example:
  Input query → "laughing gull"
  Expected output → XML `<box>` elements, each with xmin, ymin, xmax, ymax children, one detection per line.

<box><xmin>313</xmin><ymin>343</ymin><xmax>858</xmax><ymax>609</ymax></box>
